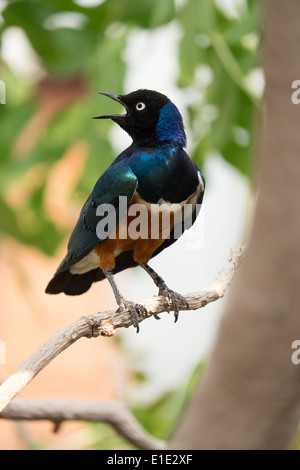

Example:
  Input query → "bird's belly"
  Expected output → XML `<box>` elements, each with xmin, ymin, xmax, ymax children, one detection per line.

<box><xmin>71</xmin><ymin>183</ymin><xmax>201</xmax><ymax>274</ymax></box>
<box><xmin>94</xmin><ymin>194</ymin><xmax>171</xmax><ymax>270</ymax></box>
<box><xmin>95</xmin><ymin>188</ymin><xmax>199</xmax><ymax>270</ymax></box>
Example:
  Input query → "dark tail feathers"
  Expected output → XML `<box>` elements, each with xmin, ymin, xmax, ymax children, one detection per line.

<box><xmin>45</xmin><ymin>250</ymin><xmax>138</xmax><ymax>296</ymax></box>
<box><xmin>45</xmin><ymin>268</ymin><xmax>104</xmax><ymax>296</ymax></box>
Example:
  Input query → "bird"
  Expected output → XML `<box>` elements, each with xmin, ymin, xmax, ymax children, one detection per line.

<box><xmin>45</xmin><ymin>89</ymin><xmax>205</xmax><ymax>332</ymax></box>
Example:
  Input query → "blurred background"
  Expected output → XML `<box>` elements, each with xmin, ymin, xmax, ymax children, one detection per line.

<box><xmin>0</xmin><ymin>0</ymin><xmax>261</xmax><ymax>449</ymax></box>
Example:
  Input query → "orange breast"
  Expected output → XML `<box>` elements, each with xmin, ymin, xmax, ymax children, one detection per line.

<box><xmin>95</xmin><ymin>194</ymin><xmax>176</xmax><ymax>270</ymax></box>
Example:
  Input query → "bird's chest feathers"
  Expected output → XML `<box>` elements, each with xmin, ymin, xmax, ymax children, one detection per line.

<box><xmin>129</xmin><ymin>147</ymin><xmax>180</xmax><ymax>203</ymax></box>
<box><xmin>131</xmin><ymin>147</ymin><xmax>173</xmax><ymax>173</ymax></box>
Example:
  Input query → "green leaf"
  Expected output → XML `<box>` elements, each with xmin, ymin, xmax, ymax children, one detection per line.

<box><xmin>0</xmin><ymin>196</ymin><xmax>63</xmax><ymax>256</ymax></box>
<box><xmin>109</xmin><ymin>0</ymin><xmax>175</xmax><ymax>29</ymax></box>
<box><xmin>178</xmin><ymin>0</ymin><xmax>260</xmax><ymax>177</ymax></box>
<box><xmin>2</xmin><ymin>1</ymin><xmax>97</xmax><ymax>75</ymax></box>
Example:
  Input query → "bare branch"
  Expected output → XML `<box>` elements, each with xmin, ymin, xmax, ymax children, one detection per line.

<box><xmin>0</xmin><ymin>398</ymin><xmax>165</xmax><ymax>450</ymax></box>
<box><xmin>0</xmin><ymin>246</ymin><xmax>245</xmax><ymax>414</ymax></box>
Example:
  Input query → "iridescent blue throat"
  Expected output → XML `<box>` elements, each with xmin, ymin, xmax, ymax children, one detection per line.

<box><xmin>155</xmin><ymin>102</ymin><xmax>187</xmax><ymax>148</ymax></box>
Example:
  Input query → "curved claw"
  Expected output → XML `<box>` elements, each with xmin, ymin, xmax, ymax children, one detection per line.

<box><xmin>117</xmin><ymin>300</ymin><xmax>148</xmax><ymax>333</ymax></box>
<box><xmin>158</xmin><ymin>288</ymin><xmax>189</xmax><ymax>323</ymax></box>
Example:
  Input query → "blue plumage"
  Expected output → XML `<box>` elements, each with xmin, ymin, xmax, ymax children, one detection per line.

<box><xmin>46</xmin><ymin>89</ymin><xmax>205</xmax><ymax>331</ymax></box>
<box><xmin>156</xmin><ymin>102</ymin><xmax>187</xmax><ymax>147</ymax></box>
<box><xmin>129</xmin><ymin>145</ymin><xmax>199</xmax><ymax>203</ymax></box>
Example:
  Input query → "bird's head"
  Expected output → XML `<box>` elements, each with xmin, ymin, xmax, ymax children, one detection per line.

<box><xmin>93</xmin><ymin>89</ymin><xmax>186</xmax><ymax>147</ymax></box>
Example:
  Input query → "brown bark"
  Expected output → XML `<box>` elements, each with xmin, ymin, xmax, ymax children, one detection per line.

<box><xmin>0</xmin><ymin>399</ymin><xmax>165</xmax><ymax>450</ymax></box>
<box><xmin>172</xmin><ymin>0</ymin><xmax>300</xmax><ymax>450</ymax></box>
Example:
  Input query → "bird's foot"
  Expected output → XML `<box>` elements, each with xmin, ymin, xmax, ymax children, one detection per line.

<box><xmin>158</xmin><ymin>286</ymin><xmax>189</xmax><ymax>323</ymax></box>
<box><xmin>117</xmin><ymin>299</ymin><xmax>148</xmax><ymax>333</ymax></box>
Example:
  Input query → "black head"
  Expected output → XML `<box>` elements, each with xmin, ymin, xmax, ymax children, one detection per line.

<box><xmin>93</xmin><ymin>89</ymin><xmax>186</xmax><ymax>147</ymax></box>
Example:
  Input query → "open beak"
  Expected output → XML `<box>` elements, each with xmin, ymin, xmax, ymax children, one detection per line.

<box><xmin>92</xmin><ymin>92</ymin><xmax>128</xmax><ymax>119</ymax></box>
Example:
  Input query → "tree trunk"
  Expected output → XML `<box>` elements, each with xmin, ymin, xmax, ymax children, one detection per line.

<box><xmin>172</xmin><ymin>0</ymin><xmax>300</xmax><ymax>450</ymax></box>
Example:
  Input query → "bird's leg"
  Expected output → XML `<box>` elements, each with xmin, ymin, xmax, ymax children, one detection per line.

<box><xmin>103</xmin><ymin>269</ymin><xmax>148</xmax><ymax>333</ymax></box>
<box><xmin>139</xmin><ymin>263</ymin><xmax>189</xmax><ymax>323</ymax></box>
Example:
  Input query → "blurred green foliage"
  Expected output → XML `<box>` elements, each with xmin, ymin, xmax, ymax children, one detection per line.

<box><xmin>179</xmin><ymin>0</ymin><xmax>260</xmax><ymax>174</ymax></box>
<box><xmin>88</xmin><ymin>360</ymin><xmax>205</xmax><ymax>450</ymax></box>
<box><xmin>0</xmin><ymin>0</ymin><xmax>260</xmax><ymax>256</ymax></box>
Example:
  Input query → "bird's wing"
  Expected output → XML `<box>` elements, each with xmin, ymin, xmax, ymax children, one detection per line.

<box><xmin>55</xmin><ymin>161</ymin><xmax>138</xmax><ymax>274</ymax></box>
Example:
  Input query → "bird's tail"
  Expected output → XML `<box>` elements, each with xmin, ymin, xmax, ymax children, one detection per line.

<box><xmin>45</xmin><ymin>250</ymin><xmax>138</xmax><ymax>296</ymax></box>
<box><xmin>45</xmin><ymin>268</ymin><xmax>104</xmax><ymax>296</ymax></box>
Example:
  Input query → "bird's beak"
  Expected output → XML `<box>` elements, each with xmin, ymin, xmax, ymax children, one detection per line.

<box><xmin>92</xmin><ymin>92</ymin><xmax>128</xmax><ymax>119</ymax></box>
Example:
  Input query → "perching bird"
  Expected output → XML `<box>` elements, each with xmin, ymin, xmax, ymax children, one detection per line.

<box><xmin>46</xmin><ymin>89</ymin><xmax>205</xmax><ymax>332</ymax></box>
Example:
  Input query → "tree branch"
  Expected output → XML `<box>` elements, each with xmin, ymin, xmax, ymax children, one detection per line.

<box><xmin>0</xmin><ymin>246</ymin><xmax>245</xmax><ymax>414</ymax></box>
<box><xmin>0</xmin><ymin>398</ymin><xmax>165</xmax><ymax>450</ymax></box>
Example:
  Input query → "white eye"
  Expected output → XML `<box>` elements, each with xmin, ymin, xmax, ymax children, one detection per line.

<box><xmin>136</xmin><ymin>102</ymin><xmax>146</xmax><ymax>111</ymax></box>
